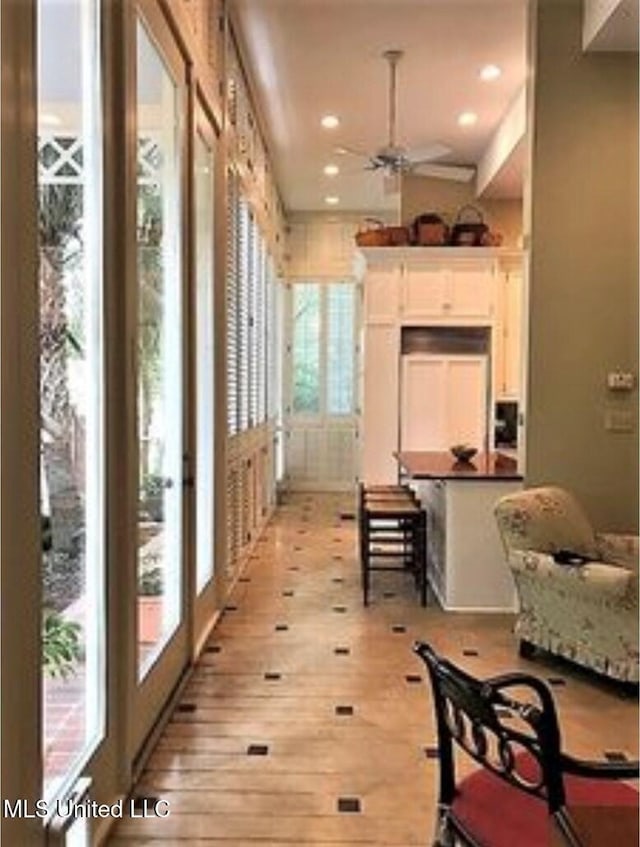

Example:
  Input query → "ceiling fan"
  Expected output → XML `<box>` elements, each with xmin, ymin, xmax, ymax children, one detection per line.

<box><xmin>337</xmin><ymin>49</ymin><xmax>476</xmax><ymax>189</ymax></box>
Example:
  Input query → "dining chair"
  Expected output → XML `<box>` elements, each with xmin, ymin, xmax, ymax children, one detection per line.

<box><xmin>413</xmin><ymin>641</ymin><xmax>639</xmax><ymax>846</ymax></box>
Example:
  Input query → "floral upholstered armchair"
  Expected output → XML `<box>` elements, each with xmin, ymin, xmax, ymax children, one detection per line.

<box><xmin>494</xmin><ymin>486</ymin><xmax>639</xmax><ymax>683</ymax></box>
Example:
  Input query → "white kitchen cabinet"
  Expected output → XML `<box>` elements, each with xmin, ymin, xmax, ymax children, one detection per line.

<box><xmin>401</xmin><ymin>256</ymin><xmax>496</xmax><ymax>322</ymax></box>
<box><xmin>400</xmin><ymin>354</ymin><xmax>488</xmax><ymax>452</ymax></box>
<box><xmin>357</xmin><ymin>247</ymin><xmax>524</xmax><ymax>483</ymax></box>
<box><xmin>494</xmin><ymin>266</ymin><xmax>523</xmax><ymax>399</ymax></box>
<box><xmin>361</xmin><ymin>324</ymin><xmax>400</xmax><ymax>482</ymax></box>
<box><xmin>401</xmin><ymin>261</ymin><xmax>449</xmax><ymax>319</ymax></box>
<box><xmin>364</xmin><ymin>263</ymin><xmax>401</xmax><ymax>324</ymax></box>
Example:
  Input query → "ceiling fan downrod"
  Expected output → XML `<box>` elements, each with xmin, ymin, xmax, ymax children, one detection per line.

<box><xmin>383</xmin><ymin>49</ymin><xmax>404</xmax><ymax>151</ymax></box>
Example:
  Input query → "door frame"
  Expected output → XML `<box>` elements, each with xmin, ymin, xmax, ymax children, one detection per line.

<box><xmin>191</xmin><ymin>91</ymin><xmax>223</xmax><ymax>655</ymax></box>
<box><xmin>128</xmin><ymin>0</ymin><xmax>191</xmax><ymax>758</ymax></box>
<box><xmin>283</xmin><ymin>278</ymin><xmax>360</xmax><ymax>491</ymax></box>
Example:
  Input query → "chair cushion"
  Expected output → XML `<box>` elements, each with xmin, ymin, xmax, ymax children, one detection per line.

<box><xmin>451</xmin><ymin>753</ymin><xmax>638</xmax><ymax>847</ymax></box>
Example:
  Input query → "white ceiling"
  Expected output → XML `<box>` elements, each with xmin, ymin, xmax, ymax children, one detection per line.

<box><xmin>232</xmin><ymin>0</ymin><xmax>527</xmax><ymax>212</ymax></box>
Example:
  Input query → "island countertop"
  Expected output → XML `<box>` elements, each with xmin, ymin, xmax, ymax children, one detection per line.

<box><xmin>396</xmin><ymin>451</ymin><xmax>523</xmax><ymax>481</ymax></box>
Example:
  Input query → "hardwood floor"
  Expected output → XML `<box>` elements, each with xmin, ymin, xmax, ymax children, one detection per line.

<box><xmin>109</xmin><ymin>492</ymin><xmax>638</xmax><ymax>845</ymax></box>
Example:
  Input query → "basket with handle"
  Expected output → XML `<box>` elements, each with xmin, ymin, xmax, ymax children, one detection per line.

<box><xmin>355</xmin><ymin>218</ymin><xmax>391</xmax><ymax>247</ymax></box>
<box><xmin>449</xmin><ymin>205</ymin><xmax>489</xmax><ymax>246</ymax></box>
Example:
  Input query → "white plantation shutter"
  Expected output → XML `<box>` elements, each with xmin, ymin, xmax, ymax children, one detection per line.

<box><xmin>226</xmin><ymin>169</ymin><xmax>239</xmax><ymax>435</ymax></box>
<box><xmin>237</xmin><ymin>198</ymin><xmax>250</xmax><ymax>432</ymax></box>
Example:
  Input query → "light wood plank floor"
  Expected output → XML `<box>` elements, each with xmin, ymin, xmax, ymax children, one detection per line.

<box><xmin>110</xmin><ymin>492</ymin><xmax>638</xmax><ymax>845</ymax></box>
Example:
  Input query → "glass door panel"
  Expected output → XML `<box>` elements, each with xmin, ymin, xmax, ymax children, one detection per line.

<box><xmin>37</xmin><ymin>0</ymin><xmax>105</xmax><ymax>797</ymax></box>
<box><xmin>194</xmin><ymin>120</ymin><xmax>215</xmax><ymax>594</ymax></box>
<box><xmin>285</xmin><ymin>281</ymin><xmax>358</xmax><ymax>490</ymax></box>
<box><xmin>136</xmin><ymin>17</ymin><xmax>183</xmax><ymax>675</ymax></box>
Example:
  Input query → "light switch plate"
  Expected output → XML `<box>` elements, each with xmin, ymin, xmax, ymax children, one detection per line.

<box><xmin>607</xmin><ymin>371</ymin><xmax>635</xmax><ymax>391</ymax></box>
<box><xmin>604</xmin><ymin>410</ymin><xmax>634</xmax><ymax>432</ymax></box>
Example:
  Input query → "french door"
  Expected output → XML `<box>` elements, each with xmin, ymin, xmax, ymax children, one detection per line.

<box><xmin>132</xmin><ymin>0</ymin><xmax>189</xmax><ymax>750</ymax></box>
<box><xmin>192</xmin><ymin>99</ymin><xmax>219</xmax><ymax>650</ymax></box>
<box><xmin>284</xmin><ymin>280</ymin><xmax>359</xmax><ymax>491</ymax></box>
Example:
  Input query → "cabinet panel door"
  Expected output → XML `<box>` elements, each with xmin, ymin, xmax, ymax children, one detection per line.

<box><xmin>446</xmin><ymin>357</ymin><xmax>488</xmax><ymax>449</ymax></box>
<box><xmin>362</xmin><ymin>325</ymin><xmax>400</xmax><ymax>482</ymax></box>
<box><xmin>365</xmin><ymin>265</ymin><xmax>400</xmax><ymax>323</ymax></box>
<box><xmin>402</xmin><ymin>263</ymin><xmax>448</xmax><ymax>319</ymax></box>
<box><xmin>400</xmin><ymin>356</ymin><xmax>448</xmax><ymax>450</ymax></box>
<box><xmin>502</xmin><ymin>269</ymin><xmax>522</xmax><ymax>398</ymax></box>
<box><xmin>449</xmin><ymin>260</ymin><xmax>495</xmax><ymax>317</ymax></box>
<box><xmin>400</xmin><ymin>354</ymin><xmax>488</xmax><ymax>451</ymax></box>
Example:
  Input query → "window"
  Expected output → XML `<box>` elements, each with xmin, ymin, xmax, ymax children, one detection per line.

<box><xmin>327</xmin><ymin>283</ymin><xmax>355</xmax><ymax>415</ymax></box>
<box><xmin>291</xmin><ymin>283</ymin><xmax>321</xmax><ymax>414</ymax></box>
<box><xmin>290</xmin><ymin>281</ymin><xmax>356</xmax><ymax>417</ymax></box>
<box><xmin>136</xmin><ymin>16</ymin><xmax>184</xmax><ymax>674</ymax></box>
<box><xmin>38</xmin><ymin>0</ymin><xmax>105</xmax><ymax>796</ymax></box>
<box><xmin>194</xmin><ymin>122</ymin><xmax>215</xmax><ymax>593</ymax></box>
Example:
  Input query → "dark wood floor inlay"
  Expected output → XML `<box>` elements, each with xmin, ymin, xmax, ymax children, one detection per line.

<box><xmin>247</xmin><ymin>744</ymin><xmax>269</xmax><ymax>756</ymax></box>
<box><xmin>275</xmin><ymin>624</ymin><xmax>289</xmax><ymax>632</ymax></box>
<box><xmin>424</xmin><ymin>746</ymin><xmax>440</xmax><ymax>759</ymax></box>
<box><xmin>335</xmin><ymin>705</ymin><xmax>354</xmax><ymax>716</ymax></box>
<box><xmin>405</xmin><ymin>674</ymin><xmax>422</xmax><ymax>684</ymax></box>
<box><xmin>337</xmin><ymin>797</ymin><xmax>361</xmax><ymax>813</ymax></box>
<box><xmin>547</xmin><ymin>677</ymin><xmax>566</xmax><ymax>687</ymax></box>
<box><xmin>392</xmin><ymin>625</ymin><xmax>406</xmax><ymax>633</ymax></box>
<box><xmin>264</xmin><ymin>672</ymin><xmax>282</xmax><ymax>681</ymax></box>
<box><xmin>333</xmin><ymin>606</ymin><xmax>347</xmax><ymax>613</ymax></box>
<box><xmin>176</xmin><ymin>703</ymin><xmax>197</xmax><ymax>713</ymax></box>
<box><xmin>462</xmin><ymin>649</ymin><xmax>479</xmax><ymax>657</ymax></box>
<box><xmin>205</xmin><ymin>645</ymin><xmax>221</xmax><ymax>653</ymax></box>
<box><xmin>334</xmin><ymin>647</ymin><xmax>350</xmax><ymax>655</ymax></box>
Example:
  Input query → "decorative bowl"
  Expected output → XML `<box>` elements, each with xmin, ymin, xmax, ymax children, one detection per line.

<box><xmin>450</xmin><ymin>444</ymin><xmax>478</xmax><ymax>463</ymax></box>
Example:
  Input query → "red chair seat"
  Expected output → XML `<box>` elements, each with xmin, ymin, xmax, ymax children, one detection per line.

<box><xmin>452</xmin><ymin>753</ymin><xmax>638</xmax><ymax>847</ymax></box>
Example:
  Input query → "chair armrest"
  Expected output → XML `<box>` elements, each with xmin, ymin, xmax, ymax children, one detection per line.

<box><xmin>509</xmin><ymin>550</ymin><xmax>637</xmax><ymax>603</ymax></box>
<box><xmin>595</xmin><ymin>533</ymin><xmax>640</xmax><ymax>572</ymax></box>
<box><xmin>560</xmin><ymin>752</ymin><xmax>640</xmax><ymax>781</ymax></box>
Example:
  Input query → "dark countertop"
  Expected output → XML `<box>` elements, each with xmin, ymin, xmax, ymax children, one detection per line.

<box><xmin>396</xmin><ymin>451</ymin><xmax>523</xmax><ymax>481</ymax></box>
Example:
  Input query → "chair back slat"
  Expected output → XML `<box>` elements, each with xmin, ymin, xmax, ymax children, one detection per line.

<box><xmin>414</xmin><ymin>641</ymin><xmax>567</xmax><ymax>812</ymax></box>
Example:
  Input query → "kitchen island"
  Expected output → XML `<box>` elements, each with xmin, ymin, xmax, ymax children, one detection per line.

<box><xmin>397</xmin><ymin>451</ymin><xmax>523</xmax><ymax>612</ymax></box>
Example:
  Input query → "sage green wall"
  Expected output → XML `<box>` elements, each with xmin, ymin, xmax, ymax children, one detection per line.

<box><xmin>400</xmin><ymin>174</ymin><xmax>523</xmax><ymax>247</ymax></box>
<box><xmin>525</xmin><ymin>0</ymin><xmax>638</xmax><ymax>531</ymax></box>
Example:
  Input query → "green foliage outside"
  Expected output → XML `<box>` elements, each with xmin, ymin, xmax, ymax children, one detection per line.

<box><xmin>42</xmin><ymin>610</ymin><xmax>82</xmax><ymax>680</ymax></box>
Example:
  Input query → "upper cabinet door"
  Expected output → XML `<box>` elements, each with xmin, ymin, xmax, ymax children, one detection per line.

<box><xmin>364</xmin><ymin>263</ymin><xmax>401</xmax><ymax>324</ymax></box>
<box><xmin>447</xmin><ymin>260</ymin><xmax>496</xmax><ymax>318</ymax></box>
<box><xmin>401</xmin><ymin>261</ymin><xmax>449</xmax><ymax>320</ymax></box>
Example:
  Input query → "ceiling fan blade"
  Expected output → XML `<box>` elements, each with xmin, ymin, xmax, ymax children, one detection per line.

<box><xmin>334</xmin><ymin>145</ymin><xmax>371</xmax><ymax>159</ymax></box>
<box><xmin>411</xmin><ymin>162</ymin><xmax>476</xmax><ymax>183</ymax></box>
<box><xmin>404</xmin><ymin>143</ymin><xmax>452</xmax><ymax>164</ymax></box>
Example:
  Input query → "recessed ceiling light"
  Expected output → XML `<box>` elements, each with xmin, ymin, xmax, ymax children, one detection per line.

<box><xmin>325</xmin><ymin>195</ymin><xmax>340</xmax><ymax>205</ymax></box>
<box><xmin>458</xmin><ymin>111</ymin><xmax>478</xmax><ymax>127</ymax></box>
<box><xmin>323</xmin><ymin>164</ymin><xmax>340</xmax><ymax>176</ymax></box>
<box><xmin>480</xmin><ymin>64</ymin><xmax>502</xmax><ymax>82</ymax></box>
<box><xmin>41</xmin><ymin>112</ymin><xmax>62</xmax><ymax>127</ymax></box>
<box><xmin>321</xmin><ymin>114</ymin><xmax>340</xmax><ymax>129</ymax></box>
